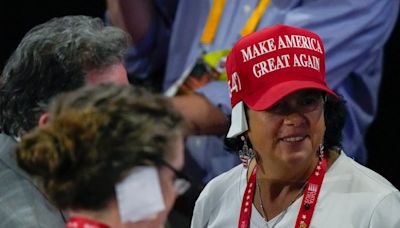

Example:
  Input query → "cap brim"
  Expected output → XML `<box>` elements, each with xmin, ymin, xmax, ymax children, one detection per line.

<box><xmin>227</xmin><ymin>81</ymin><xmax>338</xmax><ymax>138</ymax></box>
<box><xmin>244</xmin><ymin>80</ymin><xmax>338</xmax><ymax>111</ymax></box>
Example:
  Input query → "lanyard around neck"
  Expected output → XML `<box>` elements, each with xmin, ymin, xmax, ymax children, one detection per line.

<box><xmin>240</xmin><ymin>0</ymin><xmax>271</xmax><ymax>37</ymax></box>
<box><xmin>201</xmin><ymin>0</ymin><xmax>271</xmax><ymax>45</ymax></box>
<box><xmin>294</xmin><ymin>154</ymin><xmax>327</xmax><ymax>227</ymax></box>
<box><xmin>238</xmin><ymin>154</ymin><xmax>328</xmax><ymax>228</ymax></box>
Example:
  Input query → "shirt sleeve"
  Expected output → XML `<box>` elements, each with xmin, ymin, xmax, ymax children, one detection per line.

<box><xmin>191</xmin><ymin>186</ymin><xmax>211</xmax><ymax>228</ymax></box>
<box><xmin>124</xmin><ymin>15</ymin><xmax>171</xmax><ymax>81</ymax></box>
<box><xmin>369</xmin><ymin>191</ymin><xmax>400</xmax><ymax>227</ymax></box>
<box><xmin>281</xmin><ymin>0</ymin><xmax>399</xmax><ymax>163</ymax></box>
<box><xmin>196</xmin><ymin>81</ymin><xmax>232</xmax><ymax>116</ymax></box>
<box><xmin>103</xmin><ymin>4</ymin><xmax>173</xmax><ymax>81</ymax></box>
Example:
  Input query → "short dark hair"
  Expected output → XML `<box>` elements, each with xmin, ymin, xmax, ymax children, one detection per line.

<box><xmin>16</xmin><ymin>84</ymin><xmax>184</xmax><ymax>210</ymax></box>
<box><xmin>0</xmin><ymin>15</ymin><xmax>129</xmax><ymax>137</ymax></box>
<box><xmin>224</xmin><ymin>93</ymin><xmax>347</xmax><ymax>152</ymax></box>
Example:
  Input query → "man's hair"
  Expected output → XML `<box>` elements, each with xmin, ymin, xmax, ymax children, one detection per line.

<box><xmin>0</xmin><ymin>15</ymin><xmax>129</xmax><ymax>137</ymax></box>
<box><xmin>16</xmin><ymin>84</ymin><xmax>184</xmax><ymax>210</ymax></box>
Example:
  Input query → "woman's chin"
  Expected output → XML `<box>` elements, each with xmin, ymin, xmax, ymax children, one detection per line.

<box><xmin>279</xmin><ymin>144</ymin><xmax>312</xmax><ymax>164</ymax></box>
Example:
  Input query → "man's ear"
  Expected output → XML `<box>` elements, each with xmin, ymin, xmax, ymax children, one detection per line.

<box><xmin>38</xmin><ymin>112</ymin><xmax>49</xmax><ymax>127</ymax></box>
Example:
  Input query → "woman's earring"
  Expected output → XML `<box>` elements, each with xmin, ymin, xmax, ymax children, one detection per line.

<box><xmin>318</xmin><ymin>144</ymin><xmax>324</xmax><ymax>160</ymax></box>
<box><xmin>239</xmin><ymin>136</ymin><xmax>254</xmax><ymax>168</ymax></box>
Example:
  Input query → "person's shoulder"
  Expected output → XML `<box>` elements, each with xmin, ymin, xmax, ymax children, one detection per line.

<box><xmin>204</xmin><ymin>164</ymin><xmax>244</xmax><ymax>190</ymax></box>
<box><xmin>192</xmin><ymin>164</ymin><xmax>244</xmax><ymax>227</ymax></box>
<box><xmin>0</xmin><ymin>135</ymin><xmax>65</xmax><ymax>227</ymax></box>
<box><xmin>0</xmin><ymin>134</ymin><xmax>28</xmax><ymax>183</ymax></box>
<box><xmin>329</xmin><ymin>151</ymin><xmax>398</xmax><ymax>194</ymax></box>
<box><xmin>196</xmin><ymin>164</ymin><xmax>244</xmax><ymax>204</ymax></box>
<box><xmin>0</xmin><ymin>134</ymin><xmax>21</xmax><ymax>181</ymax></box>
<box><xmin>0</xmin><ymin>162</ymin><xmax>63</xmax><ymax>226</ymax></box>
<box><xmin>0</xmin><ymin>134</ymin><xmax>16</xmax><ymax>153</ymax></box>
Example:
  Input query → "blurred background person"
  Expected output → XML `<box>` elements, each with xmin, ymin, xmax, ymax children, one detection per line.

<box><xmin>0</xmin><ymin>15</ymin><xmax>129</xmax><ymax>226</ymax></box>
<box><xmin>16</xmin><ymin>83</ymin><xmax>188</xmax><ymax>228</ymax></box>
<box><xmin>106</xmin><ymin>0</ymin><xmax>399</xmax><ymax>176</ymax></box>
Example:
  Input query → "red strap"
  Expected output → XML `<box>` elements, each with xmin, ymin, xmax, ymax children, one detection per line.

<box><xmin>66</xmin><ymin>216</ymin><xmax>110</xmax><ymax>228</ymax></box>
<box><xmin>238</xmin><ymin>166</ymin><xmax>257</xmax><ymax>228</ymax></box>
<box><xmin>294</xmin><ymin>154</ymin><xmax>327</xmax><ymax>228</ymax></box>
<box><xmin>238</xmin><ymin>154</ymin><xmax>327</xmax><ymax>228</ymax></box>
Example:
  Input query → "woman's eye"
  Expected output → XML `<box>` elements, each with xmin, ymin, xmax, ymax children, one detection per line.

<box><xmin>269</xmin><ymin>101</ymin><xmax>286</xmax><ymax>113</ymax></box>
<box><xmin>300</xmin><ymin>96</ymin><xmax>320</xmax><ymax>106</ymax></box>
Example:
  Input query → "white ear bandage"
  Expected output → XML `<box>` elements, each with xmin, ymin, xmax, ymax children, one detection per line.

<box><xmin>115</xmin><ymin>166</ymin><xmax>165</xmax><ymax>223</ymax></box>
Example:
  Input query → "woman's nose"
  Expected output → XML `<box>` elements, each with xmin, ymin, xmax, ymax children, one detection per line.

<box><xmin>283</xmin><ymin>111</ymin><xmax>306</xmax><ymax>127</ymax></box>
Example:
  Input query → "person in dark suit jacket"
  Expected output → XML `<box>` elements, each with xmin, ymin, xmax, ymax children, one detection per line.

<box><xmin>0</xmin><ymin>15</ymin><xmax>129</xmax><ymax>227</ymax></box>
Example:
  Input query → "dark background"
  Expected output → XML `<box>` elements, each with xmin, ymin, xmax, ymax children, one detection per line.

<box><xmin>365</xmin><ymin>17</ymin><xmax>400</xmax><ymax>189</ymax></box>
<box><xmin>1</xmin><ymin>1</ymin><xmax>399</xmax><ymax>188</ymax></box>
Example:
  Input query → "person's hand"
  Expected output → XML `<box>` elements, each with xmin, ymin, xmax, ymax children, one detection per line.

<box><xmin>177</xmin><ymin>74</ymin><xmax>212</xmax><ymax>95</ymax></box>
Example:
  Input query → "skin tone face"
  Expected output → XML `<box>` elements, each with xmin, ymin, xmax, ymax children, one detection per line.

<box><xmin>247</xmin><ymin>90</ymin><xmax>325</xmax><ymax>179</ymax></box>
<box><xmin>86</xmin><ymin>62</ymin><xmax>129</xmax><ymax>85</ymax></box>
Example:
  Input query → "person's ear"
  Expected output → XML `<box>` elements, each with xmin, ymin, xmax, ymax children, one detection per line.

<box><xmin>38</xmin><ymin>112</ymin><xmax>49</xmax><ymax>127</ymax></box>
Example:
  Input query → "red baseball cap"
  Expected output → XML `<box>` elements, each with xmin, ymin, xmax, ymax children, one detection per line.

<box><xmin>226</xmin><ymin>24</ymin><xmax>337</xmax><ymax>138</ymax></box>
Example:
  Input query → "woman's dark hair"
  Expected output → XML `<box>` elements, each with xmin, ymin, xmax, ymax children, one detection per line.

<box><xmin>323</xmin><ymin>94</ymin><xmax>346</xmax><ymax>150</ymax></box>
<box><xmin>224</xmin><ymin>93</ymin><xmax>347</xmax><ymax>153</ymax></box>
<box><xmin>16</xmin><ymin>84</ymin><xmax>184</xmax><ymax>211</ymax></box>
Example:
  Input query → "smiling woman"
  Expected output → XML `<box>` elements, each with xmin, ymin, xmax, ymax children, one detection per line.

<box><xmin>191</xmin><ymin>24</ymin><xmax>400</xmax><ymax>228</ymax></box>
<box><xmin>246</xmin><ymin>90</ymin><xmax>327</xmax><ymax>168</ymax></box>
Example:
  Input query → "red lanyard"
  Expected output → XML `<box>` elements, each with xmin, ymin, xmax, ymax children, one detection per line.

<box><xmin>294</xmin><ymin>154</ymin><xmax>327</xmax><ymax>228</ymax></box>
<box><xmin>238</xmin><ymin>166</ymin><xmax>258</xmax><ymax>228</ymax></box>
<box><xmin>66</xmin><ymin>216</ymin><xmax>110</xmax><ymax>228</ymax></box>
<box><xmin>238</xmin><ymin>154</ymin><xmax>327</xmax><ymax>228</ymax></box>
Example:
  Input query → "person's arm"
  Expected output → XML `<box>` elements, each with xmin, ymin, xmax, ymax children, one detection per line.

<box><xmin>172</xmin><ymin>80</ymin><xmax>231</xmax><ymax>136</ymax></box>
<box><xmin>106</xmin><ymin>0</ymin><xmax>176</xmax><ymax>81</ymax></box>
<box><xmin>106</xmin><ymin>0</ymin><xmax>152</xmax><ymax>43</ymax></box>
<box><xmin>172</xmin><ymin>93</ymin><xmax>228</xmax><ymax>136</ymax></box>
<box><xmin>280</xmin><ymin>0</ymin><xmax>399</xmax><ymax>163</ymax></box>
<box><xmin>369</xmin><ymin>191</ymin><xmax>400</xmax><ymax>227</ymax></box>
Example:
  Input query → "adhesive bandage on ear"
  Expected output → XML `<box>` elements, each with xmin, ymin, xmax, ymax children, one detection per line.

<box><xmin>115</xmin><ymin>166</ymin><xmax>165</xmax><ymax>223</ymax></box>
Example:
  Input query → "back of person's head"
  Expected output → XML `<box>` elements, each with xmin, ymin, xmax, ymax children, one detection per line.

<box><xmin>0</xmin><ymin>15</ymin><xmax>129</xmax><ymax>137</ymax></box>
<box><xmin>16</xmin><ymin>83</ymin><xmax>184</xmax><ymax>212</ymax></box>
